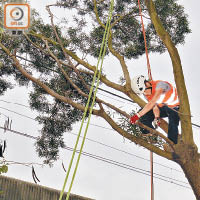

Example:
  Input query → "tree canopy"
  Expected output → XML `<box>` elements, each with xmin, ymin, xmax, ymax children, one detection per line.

<box><xmin>0</xmin><ymin>0</ymin><xmax>191</xmax><ymax>164</ymax></box>
<box><xmin>3</xmin><ymin>0</ymin><xmax>200</xmax><ymax>199</ymax></box>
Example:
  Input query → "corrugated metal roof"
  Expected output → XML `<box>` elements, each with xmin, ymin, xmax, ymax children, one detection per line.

<box><xmin>0</xmin><ymin>175</ymin><xmax>94</xmax><ymax>200</ymax></box>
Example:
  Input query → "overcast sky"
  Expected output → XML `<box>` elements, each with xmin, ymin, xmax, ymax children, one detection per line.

<box><xmin>0</xmin><ymin>0</ymin><xmax>200</xmax><ymax>200</ymax></box>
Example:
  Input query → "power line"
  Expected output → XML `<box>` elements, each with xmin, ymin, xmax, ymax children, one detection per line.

<box><xmin>2</xmin><ymin>99</ymin><xmax>200</xmax><ymax>131</ymax></box>
<box><xmin>0</xmin><ymin>106</ymin><xmax>35</xmax><ymax>120</ymax></box>
<box><xmin>63</xmin><ymin>146</ymin><xmax>190</xmax><ymax>187</ymax></box>
<box><xmin>97</xmin><ymin>91</ymin><xmax>134</xmax><ymax>105</ymax></box>
<box><xmin>0</xmin><ymin>100</ymin><xmax>30</xmax><ymax>108</ymax></box>
<box><xmin>0</xmin><ymin>105</ymin><xmax>183</xmax><ymax>173</ymax></box>
<box><xmin>2</xmin><ymin>88</ymin><xmax>200</xmax><ymax>128</ymax></box>
<box><xmin>92</xmin><ymin>84</ymin><xmax>134</xmax><ymax>103</ymax></box>
<box><xmin>68</xmin><ymin>132</ymin><xmax>182</xmax><ymax>173</ymax></box>
<box><xmin>0</xmin><ymin>105</ymin><xmax>113</xmax><ymax>131</ymax></box>
<box><xmin>0</xmin><ymin>126</ymin><xmax>190</xmax><ymax>189</ymax></box>
<box><xmin>191</xmin><ymin>123</ymin><xmax>200</xmax><ymax>128</ymax></box>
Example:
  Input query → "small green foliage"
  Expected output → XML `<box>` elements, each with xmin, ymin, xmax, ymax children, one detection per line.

<box><xmin>118</xmin><ymin>112</ymin><xmax>163</xmax><ymax>146</ymax></box>
<box><xmin>0</xmin><ymin>165</ymin><xmax>8</xmax><ymax>174</ymax></box>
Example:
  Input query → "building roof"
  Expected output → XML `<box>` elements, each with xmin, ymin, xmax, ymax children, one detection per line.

<box><xmin>0</xmin><ymin>175</ymin><xmax>94</xmax><ymax>200</ymax></box>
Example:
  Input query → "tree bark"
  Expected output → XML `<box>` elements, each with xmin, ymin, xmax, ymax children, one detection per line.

<box><xmin>175</xmin><ymin>143</ymin><xmax>200</xmax><ymax>199</ymax></box>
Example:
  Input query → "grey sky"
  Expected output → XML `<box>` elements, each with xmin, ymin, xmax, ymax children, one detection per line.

<box><xmin>0</xmin><ymin>0</ymin><xmax>200</xmax><ymax>199</ymax></box>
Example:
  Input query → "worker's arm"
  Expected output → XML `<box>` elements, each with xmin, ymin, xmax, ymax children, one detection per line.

<box><xmin>138</xmin><ymin>88</ymin><xmax>163</xmax><ymax>117</ymax></box>
<box><xmin>130</xmin><ymin>88</ymin><xmax>164</xmax><ymax>124</ymax></box>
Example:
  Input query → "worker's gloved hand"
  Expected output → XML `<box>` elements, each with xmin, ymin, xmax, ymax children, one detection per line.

<box><xmin>153</xmin><ymin>117</ymin><xmax>161</xmax><ymax>129</ymax></box>
<box><xmin>130</xmin><ymin>114</ymin><xmax>140</xmax><ymax>124</ymax></box>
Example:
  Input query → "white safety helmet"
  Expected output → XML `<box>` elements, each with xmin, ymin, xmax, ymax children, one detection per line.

<box><xmin>131</xmin><ymin>75</ymin><xmax>146</xmax><ymax>95</ymax></box>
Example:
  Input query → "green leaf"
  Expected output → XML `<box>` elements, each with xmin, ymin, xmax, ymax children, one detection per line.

<box><xmin>0</xmin><ymin>165</ymin><xmax>8</xmax><ymax>174</ymax></box>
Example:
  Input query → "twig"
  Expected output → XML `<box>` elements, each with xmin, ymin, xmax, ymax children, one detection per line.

<box><xmin>46</xmin><ymin>5</ymin><xmax>90</xmax><ymax>92</ymax></box>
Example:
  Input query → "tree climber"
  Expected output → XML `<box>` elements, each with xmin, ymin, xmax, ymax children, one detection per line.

<box><xmin>130</xmin><ymin>75</ymin><xmax>180</xmax><ymax>149</ymax></box>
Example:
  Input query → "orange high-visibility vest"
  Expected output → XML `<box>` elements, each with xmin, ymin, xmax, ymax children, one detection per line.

<box><xmin>145</xmin><ymin>80</ymin><xmax>179</xmax><ymax>108</ymax></box>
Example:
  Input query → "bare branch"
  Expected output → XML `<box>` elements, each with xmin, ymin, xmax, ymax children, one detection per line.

<box><xmin>46</xmin><ymin>5</ymin><xmax>90</xmax><ymax>92</ymax></box>
<box><xmin>44</xmin><ymin>39</ymin><xmax>90</xmax><ymax>99</ymax></box>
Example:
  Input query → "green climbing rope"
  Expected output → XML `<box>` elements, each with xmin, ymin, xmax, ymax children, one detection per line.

<box><xmin>59</xmin><ymin>1</ymin><xmax>114</xmax><ymax>200</ymax></box>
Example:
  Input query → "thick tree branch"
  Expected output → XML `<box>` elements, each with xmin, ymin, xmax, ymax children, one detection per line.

<box><xmin>93</xmin><ymin>0</ymin><xmax>131</xmax><ymax>91</ymax></box>
<box><xmin>0</xmin><ymin>42</ymin><xmax>101</xmax><ymax>116</ymax></box>
<box><xmin>93</xmin><ymin>0</ymin><xmax>106</xmax><ymax>28</ymax></box>
<box><xmin>107</xmin><ymin>32</ymin><xmax>131</xmax><ymax>87</ymax></box>
<box><xmin>137</xmin><ymin>122</ymin><xmax>174</xmax><ymax>147</ymax></box>
<box><xmin>99</xmin><ymin>110</ymin><xmax>173</xmax><ymax>160</ymax></box>
<box><xmin>144</xmin><ymin>0</ymin><xmax>193</xmax><ymax>145</ymax></box>
<box><xmin>28</xmin><ymin>31</ymin><xmax>125</xmax><ymax>94</ymax></box>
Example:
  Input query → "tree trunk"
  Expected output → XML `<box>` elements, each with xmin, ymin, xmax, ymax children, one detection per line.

<box><xmin>175</xmin><ymin>144</ymin><xmax>200</xmax><ymax>199</ymax></box>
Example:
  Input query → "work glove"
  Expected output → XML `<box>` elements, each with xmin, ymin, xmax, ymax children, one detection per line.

<box><xmin>130</xmin><ymin>114</ymin><xmax>140</xmax><ymax>124</ymax></box>
<box><xmin>153</xmin><ymin>117</ymin><xmax>161</xmax><ymax>129</ymax></box>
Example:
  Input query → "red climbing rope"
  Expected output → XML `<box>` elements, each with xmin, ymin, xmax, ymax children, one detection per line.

<box><xmin>138</xmin><ymin>0</ymin><xmax>153</xmax><ymax>81</ymax></box>
<box><xmin>150</xmin><ymin>151</ymin><xmax>154</xmax><ymax>200</ymax></box>
<box><xmin>138</xmin><ymin>0</ymin><xmax>154</xmax><ymax>200</ymax></box>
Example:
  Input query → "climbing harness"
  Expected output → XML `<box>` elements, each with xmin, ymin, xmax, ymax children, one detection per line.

<box><xmin>59</xmin><ymin>1</ymin><xmax>114</xmax><ymax>200</ymax></box>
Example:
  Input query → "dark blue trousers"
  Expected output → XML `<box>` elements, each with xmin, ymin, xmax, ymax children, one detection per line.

<box><xmin>139</xmin><ymin>106</ymin><xmax>179</xmax><ymax>144</ymax></box>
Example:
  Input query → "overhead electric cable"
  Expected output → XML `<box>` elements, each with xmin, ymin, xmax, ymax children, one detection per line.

<box><xmin>0</xmin><ymin>100</ymin><xmax>30</xmax><ymax>108</ymax></box>
<box><xmin>63</xmin><ymin>146</ymin><xmax>189</xmax><ymax>187</ymax></box>
<box><xmin>0</xmin><ymin>126</ymin><xmax>190</xmax><ymax>189</ymax></box>
<box><xmin>91</xmin><ymin>84</ymin><xmax>134</xmax><ymax>103</ymax></box>
<box><xmin>0</xmin><ymin>104</ymin><xmax>114</xmax><ymax>131</ymax></box>
<box><xmin>0</xmin><ymin>106</ymin><xmax>35</xmax><ymax>120</ymax></box>
<box><xmin>68</xmin><ymin>132</ymin><xmax>182</xmax><ymax>172</ymax></box>
<box><xmin>97</xmin><ymin>91</ymin><xmax>134</xmax><ymax>105</ymax></box>
<box><xmin>191</xmin><ymin>123</ymin><xmax>200</xmax><ymax>128</ymax></box>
